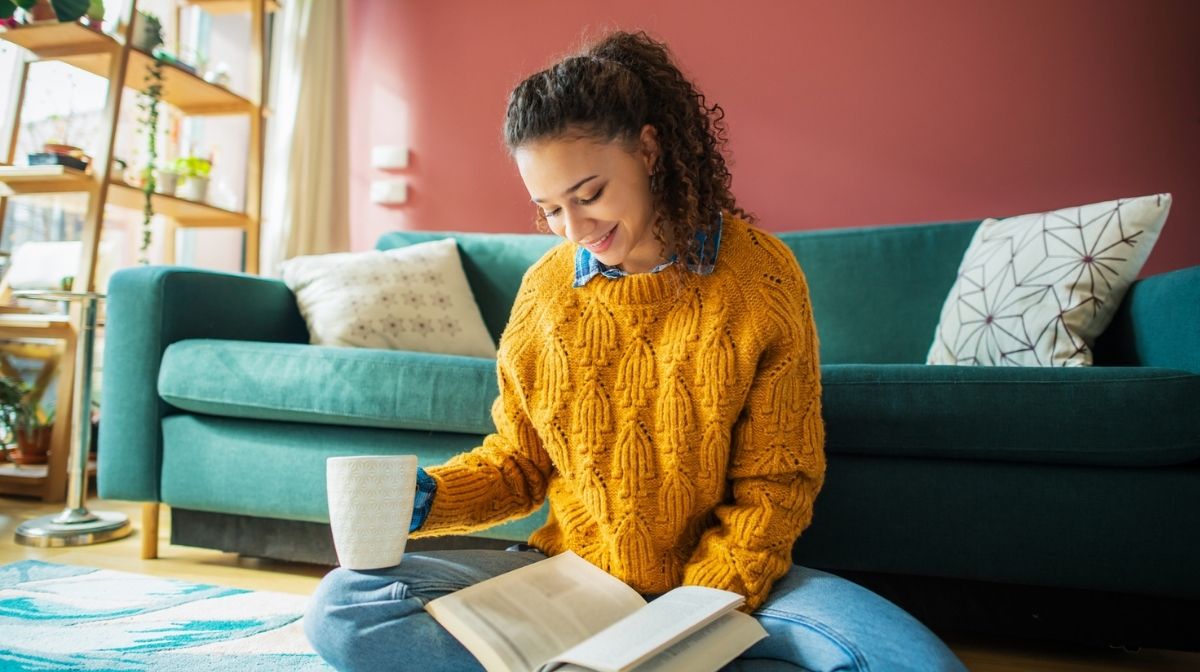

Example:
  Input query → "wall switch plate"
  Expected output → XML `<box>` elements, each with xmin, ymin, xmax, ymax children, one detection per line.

<box><xmin>371</xmin><ymin>145</ymin><xmax>410</xmax><ymax>169</ymax></box>
<box><xmin>370</xmin><ymin>178</ymin><xmax>408</xmax><ymax>204</ymax></box>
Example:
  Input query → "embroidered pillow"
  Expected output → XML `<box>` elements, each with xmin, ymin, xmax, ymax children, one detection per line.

<box><xmin>927</xmin><ymin>193</ymin><xmax>1171</xmax><ymax>367</ymax></box>
<box><xmin>281</xmin><ymin>238</ymin><xmax>497</xmax><ymax>358</ymax></box>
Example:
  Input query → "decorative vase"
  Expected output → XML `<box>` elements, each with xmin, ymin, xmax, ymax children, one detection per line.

<box><xmin>177</xmin><ymin>176</ymin><xmax>209</xmax><ymax>202</ymax></box>
<box><xmin>11</xmin><ymin>425</ymin><xmax>52</xmax><ymax>465</ymax></box>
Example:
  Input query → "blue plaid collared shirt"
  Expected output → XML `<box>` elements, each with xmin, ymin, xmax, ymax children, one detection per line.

<box><xmin>573</xmin><ymin>211</ymin><xmax>724</xmax><ymax>287</ymax></box>
<box><xmin>409</xmin><ymin>468</ymin><xmax>436</xmax><ymax>532</ymax></box>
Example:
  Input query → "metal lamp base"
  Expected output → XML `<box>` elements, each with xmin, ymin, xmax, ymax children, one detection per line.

<box><xmin>15</xmin><ymin>510</ymin><xmax>132</xmax><ymax>547</ymax></box>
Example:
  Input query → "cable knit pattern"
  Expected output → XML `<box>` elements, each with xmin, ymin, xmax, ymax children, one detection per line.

<box><xmin>413</xmin><ymin>215</ymin><xmax>826</xmax><ymax>610</ymax></box>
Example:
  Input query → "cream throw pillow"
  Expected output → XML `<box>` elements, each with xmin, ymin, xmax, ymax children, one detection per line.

<box><xmin>281</xmin><ymin>239</ymin><xmax>497</xmax><ymax>359</ymax></box>
<box><xmin>927</xmin><ymin>193</ymin><xmax>1171</xmax><ymax>367</ymax></box>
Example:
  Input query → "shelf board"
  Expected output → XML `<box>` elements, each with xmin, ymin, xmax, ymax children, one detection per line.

<box><xmin>0</xmin><ymin>165</ymin><xmax>250</xmax><ymax>227</ymax></box>
<box><xmin>62</xmin><ymin>48</ymin><xmax>255</xmax><ymax>115</ymax></box>
<box><xmin>0</xmin><ymin>164</ymin><xmax>94</xmax><ymax>195</ymax></box>
<box><xmin>187</xmin><ymin>0</ymin><xmax>282</xmax><ymax>15</ymax></box>
<box><xmin>0</xmin><ymin>21</ymin><xmax>114</xmax><ymax>57</ymax></box>
<box><xmin>0</xmin><ymin>457</ymin><xmax>96</xmax><ymax>496</ymax></box>
<box><xmin>1</xmin><ymin>23</ymin><xmax>254</xmax><ymax>115</ymax></box>
<box><xmin>108</xmin><ymin>180</ymin><xmax>251</xmax><ymax>227</ymax></box>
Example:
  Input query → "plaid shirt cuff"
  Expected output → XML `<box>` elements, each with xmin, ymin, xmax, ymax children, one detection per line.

<box><xmin>410</xmin><ymin>467</ymin><xmax>437</xmax><ymax>532</ymax></box>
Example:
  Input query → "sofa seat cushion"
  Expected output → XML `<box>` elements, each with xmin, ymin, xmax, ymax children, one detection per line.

<box><xmin>159</xmin><ymin>339</ymin><xmax>498</xmax><ymax>435</ymax></box>
<box><xmin>158</xmin><ymin>413</ymin><xmax>547</xmax><ymax>541</ymax></box>
<box><xmin>823</xmin><ymin>364</ymin><xmax>1200</xmax><ymax>466</ymax></box>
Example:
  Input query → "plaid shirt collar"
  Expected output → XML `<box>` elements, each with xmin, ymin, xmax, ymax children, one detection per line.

<box><xmin>573</xmin><ymin>211</ymin><xmax>724</xmax><ymax>288</ymax></box>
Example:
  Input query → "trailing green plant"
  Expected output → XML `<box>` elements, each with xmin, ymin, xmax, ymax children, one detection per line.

<box><xmin>0</xmin><ymin>0</ymin><xmax>88</xmax><ymax>22</ymax></box>
<box><xmin>136</xmin><ymin>15</ymin><xmax>165</xmax><ymax>265</ymax></box>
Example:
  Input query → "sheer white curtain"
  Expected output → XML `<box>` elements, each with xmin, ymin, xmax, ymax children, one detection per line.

<box><xmin>260</xmin><ymin>0</ymin><xmax>349</xmax><ymax>278</ymax></box>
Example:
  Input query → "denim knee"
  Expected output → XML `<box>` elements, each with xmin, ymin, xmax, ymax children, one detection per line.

<box><xmin>303</xmin><ymin>568</ymin><xmax>360</xmax><ymax>669</ymax></box>
<box><xmin>744</xmin><ymin>565</ymin><xmax>968</xmax><ymax>672</ymax></box>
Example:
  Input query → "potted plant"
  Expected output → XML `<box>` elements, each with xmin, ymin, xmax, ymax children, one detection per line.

<box><xmin>153</xmin><ymin>162</ymin><xmax>179</xmax><ymax>196</ymax></box>
<box><xmin>173</xmin><ymin>155</ymin><xmax>212</xmax><ymax>202</ymax></box>
<box><xmin>0</xmin><ymin>376</ymin><xmax>54</xmax><ymax>466</ymax></box>
<box><xmin>130</xmin><ymin>10</ymin><xmax>161</xmax><ymax>52</ymax></box>
<box><xmin>0</xmin><ymin>0</ymin><xmax>89</xmax><ymax>24</ymax></box>
<box><xmin>82</xmin><ymin>0</ymin><xmax>103</xmax><ymax>31</ymax></box>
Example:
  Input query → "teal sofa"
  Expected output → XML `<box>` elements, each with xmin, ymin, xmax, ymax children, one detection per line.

<box><xmin>98</xmin><ymin>219</ymin><xmax>1200</xmax><ymax>648</ymax></box>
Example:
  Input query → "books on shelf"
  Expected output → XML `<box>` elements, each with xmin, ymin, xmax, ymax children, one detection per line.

<box><xmin>425</xmin><ymin>551</ymin><xmax>767</xmax><ymax>672</ymax></box>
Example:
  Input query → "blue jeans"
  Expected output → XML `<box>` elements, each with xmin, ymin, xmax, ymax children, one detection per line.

<box><xmin>304</xmin><ymin>548</ymin><xmax>967</xmax><ymax>672</ymax></box>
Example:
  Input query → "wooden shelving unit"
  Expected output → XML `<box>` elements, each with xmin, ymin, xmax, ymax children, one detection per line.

<box><xmin>0</xmin><ymin>1</ymin><xmax>274</xmax><ymax>501</ymax></box>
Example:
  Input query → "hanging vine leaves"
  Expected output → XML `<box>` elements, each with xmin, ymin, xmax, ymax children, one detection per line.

<box><xmin>135</xmin><ymin>14</ymin><xmax>165</xmax><ymax>265</ymax></box>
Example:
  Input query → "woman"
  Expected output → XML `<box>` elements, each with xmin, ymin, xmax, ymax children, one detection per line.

<box><xmin>305</xmin><ymin>30</ymin><xmax>966</xmax><ymax>672</ymax></box>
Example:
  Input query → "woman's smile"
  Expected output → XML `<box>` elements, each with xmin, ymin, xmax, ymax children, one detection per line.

<box><xmin>581</xmin><ymin>226</ymin><xmax>617</xmax><ymax>253</ymax></box>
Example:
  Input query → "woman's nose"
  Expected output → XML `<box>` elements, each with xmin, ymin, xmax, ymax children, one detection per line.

<box><xmin>562</xmin><ymin>208</ymin><xmax>592</xmax><ymax>243</ymax></box>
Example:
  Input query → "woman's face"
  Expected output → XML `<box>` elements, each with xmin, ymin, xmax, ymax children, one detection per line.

<box><xmin>514</xmin><ymin>125</ymin><xmax>664</xmax><ymax>274</ymax></box>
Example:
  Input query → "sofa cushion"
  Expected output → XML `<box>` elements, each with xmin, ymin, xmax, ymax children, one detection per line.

<box><xmin>158</xmin><ymin>413</ymin><xmax>547</xmax><ymax>541</ymax></box>
<box><xmin>376</xmin><ymin>231</ymin><xmax>560</xmax><ymax>345</ymax></box>
<box><xmin>281</xmin><ymin>239</ymin><xmax>498</xmax><ymax>359</ymax></box>
<box><xmin>823</xmin><ymin>364</ymin><xmax>1200</xmax><ymax>466</ymax></box>
<box><xmin>927</xmin><ymin>193</ymin><xmax>1171</xmax><ymax>367</ymax></box>
<box><xmin>159</xmin><ymin>339</ymin><xmax>498</xmax><ymax>435</ymax></box>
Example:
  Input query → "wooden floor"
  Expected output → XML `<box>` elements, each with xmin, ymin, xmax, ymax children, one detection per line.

<box><xmin>2</xmin><ymin>494</ymin><xmax>1198</xmax><ymax>671</ymax></box>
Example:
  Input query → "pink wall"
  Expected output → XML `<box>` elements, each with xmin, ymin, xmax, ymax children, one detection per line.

<box><xmin>346</xmin><ymin>0</ymin><xmax>1198</xmax><ymax>277</ymax></box>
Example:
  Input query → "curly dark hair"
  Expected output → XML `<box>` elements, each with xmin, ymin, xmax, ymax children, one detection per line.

<box><xmin>503</xmin><ymin>30</ymin><xmax>754</xmax><ymax>271</ymax></box>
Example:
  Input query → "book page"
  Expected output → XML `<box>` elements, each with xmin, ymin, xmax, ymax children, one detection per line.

<box><xmin>543</xmin><ymin>586</ymin><xmax>753</xmax><ymax>672</ymax></box>
<box><xmin>627</xmin><ymin>611</ymin><xmax>767</xmax><ymax>672</ymax></box>
<box><xmin>425</xmin><ymin>551</ymin><xmax>647</xmax><ymax>672</ymax></box>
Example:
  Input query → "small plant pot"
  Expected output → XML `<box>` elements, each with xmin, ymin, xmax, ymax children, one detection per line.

<box><xmin>130</xmin><ymin>12</ymin><xmax>162</xmax><ymax>52</ymax></box>
<box><xmin>24</xmin><ymin>1</ymin><xmax>58</xmax><ymax>23</ymax></box>
<box><xmin>154</xmin><ymin>170</ymin><xmax>178</xmax><ymax>196</ymax></box>
<box><xmin>177</xmin><ymin>176</ymin><xmax>209</xmax><ymax>202</ymax></box>
<box><xmin>11</xmin><ymin>425</ymin><xmax>52</xmax><ymax>465</ymax></box>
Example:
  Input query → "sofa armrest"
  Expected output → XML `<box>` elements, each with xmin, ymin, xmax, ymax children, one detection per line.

<box><xmin>1094</xmin><ymin>265</ymin><xmax>1200</xmax><ymax>373</ymax></box>
<box><xmin>98</xmin><ymin>266</ymin><xmax>310</xmax><ymax>502</ymax></box>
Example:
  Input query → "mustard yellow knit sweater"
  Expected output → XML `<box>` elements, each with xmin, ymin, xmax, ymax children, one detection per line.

<box><xmin>414</xmin><ymin>215</ymin><xmax>826</xmax><ymax>610</ymax></box>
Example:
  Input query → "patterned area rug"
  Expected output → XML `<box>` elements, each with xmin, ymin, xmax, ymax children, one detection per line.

<box><xmin>0</xmin><ymin>559</ymin><xmax>332</xmax><ymax>671</ymax></box>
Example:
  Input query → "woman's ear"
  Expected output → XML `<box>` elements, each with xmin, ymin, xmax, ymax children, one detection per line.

<box><xmin>639</xmin><ymin>124</ymin><xmax>660</xmax><ymax>174</ymax></box>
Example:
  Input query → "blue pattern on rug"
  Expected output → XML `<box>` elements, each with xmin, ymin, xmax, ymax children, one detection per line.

<box><xmin>0</xmin><ymin>559</ymin><xmax>333</xmax><ymax>671</ymax></box>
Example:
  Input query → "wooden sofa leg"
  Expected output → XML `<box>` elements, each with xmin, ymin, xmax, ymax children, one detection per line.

<box><xmin>141</xmin><ymin>503</ymin><xmax>160</xmax><ymax>559</ymax></box>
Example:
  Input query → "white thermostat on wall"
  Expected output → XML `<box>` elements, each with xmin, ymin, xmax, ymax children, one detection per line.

<box><xmin>371</xmin><ymin>145</ymin><xmax>410</xmax><ymax>170</ymax></box>
<box><xmin>370</xmin><ymin>178</ymin><xmax>408</xmax><ymax>205</ymax></box>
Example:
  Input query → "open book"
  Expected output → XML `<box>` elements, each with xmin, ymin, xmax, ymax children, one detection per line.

<box><xmin>424</xmin><ymin>551</ymin><xmax>767</xmax><ymax>672</ymax></box>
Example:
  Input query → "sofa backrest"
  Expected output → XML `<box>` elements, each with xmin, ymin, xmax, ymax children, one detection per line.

<box><xmin>379</xmin><ymin>219</ymin><xmax>983</xmax><ymax>364</ymax></box>
<box><xmin>778</xmin><ymin>220</ymin><xmax>980</xmax><ymax>363</ymax></box>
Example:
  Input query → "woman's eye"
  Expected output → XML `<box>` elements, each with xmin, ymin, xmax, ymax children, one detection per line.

<box><xmin>579</xmin><ymin>187</ymin><xmax>604</xmax><ymax>205</ymax></box>
<box><xmin>543</xmin><ymin>208</ymin><xmax>561</xmax><ymax>218</ymax></box>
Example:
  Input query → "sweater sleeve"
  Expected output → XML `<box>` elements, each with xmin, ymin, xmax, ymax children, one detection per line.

<box><xmin>410</xmin><ymin>285</ymin><xmax>555</xmax><ymax>539</ymax></box>
<box><xmin>681</xmin><ymin>246</ymin><xmax>827</xmax><ymax>611</ymax></box>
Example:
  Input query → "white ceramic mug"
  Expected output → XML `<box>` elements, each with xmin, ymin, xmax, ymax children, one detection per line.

<box><xmin>326</xmin><ymin>455</ymin><xmax>419</xmax><ymax>570</ymax></box>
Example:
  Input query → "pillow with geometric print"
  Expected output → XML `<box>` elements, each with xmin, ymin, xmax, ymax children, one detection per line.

<box><xmin>927</xmin><ymin>193</ymin><xmax>1171</xmax><ymax>367</ymax></box>
<box><xmin>281</xmin><ymin>238</ymin><xmax>497</xmax><ymax>359</ymax></box>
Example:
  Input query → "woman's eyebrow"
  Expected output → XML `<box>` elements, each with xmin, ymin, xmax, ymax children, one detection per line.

<box><xmin>531</xmin><ymin>175</ymin><xmax>599</xmax><ymax>204</ymax></box>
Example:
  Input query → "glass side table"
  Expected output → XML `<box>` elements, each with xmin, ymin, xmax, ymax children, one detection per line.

<box><xmin>12</xmin><ymin>290</ymin><xmax>132</xmax><ymax>546</ymax></box>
